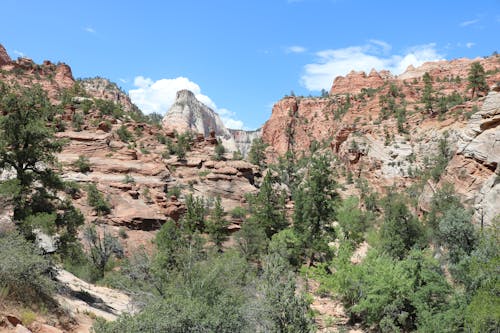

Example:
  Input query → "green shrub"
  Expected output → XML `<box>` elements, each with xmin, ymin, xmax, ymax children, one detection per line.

<box><xmin>20</xmin><ymin>309</ymin><xmax>37</xmax><ymax>325</ymax></box>
<box><xmin>122</xmin><ymin>174</ymin><xmax>135</xmax><ymax>184</ymax></box>
<box><xmin>72</xmin><ymin>112</ymin><xmax>84</xmax><ymax>131</ymax></box>
<box><xmin>214</xmin><ymin>140</ymin><xmax>226</xmax><ymax>161</ymax></box>
<box><xmin>73</xmin><ymin>155</ymin><xmax>91</xmax><ymax>173</ymax></box>
<box><xmin>86</xmin><ymin>183</ymin><xmax>111</xmax><ymax>215</ymax></box>
<box><xmin>230</xmin><ymin>206</ymin><xmax>247</xmax><ymax>219</ymax></box>
<box><xmin>0</xmin><ymin>232</ymin><xmax>55</xmax><ymax>303</ymax></box>
<box><xmin>116</xmin><ymin>125</ymin><xmax>133</xmax><ymax>142</ymax></box>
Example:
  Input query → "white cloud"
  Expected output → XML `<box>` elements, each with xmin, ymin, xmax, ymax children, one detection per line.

<box><xmin>301</xmin><ymin>41</ymin><xmax>443</xmax><ymax>91</ymax></box>
<box><xmin>129</xmin><ymin>76</ymin><xmax>245</xmax><ymax>129</ymax></box>
<box><xmin>460</xmin><ymin>19</ymin><xmax>479</xmax><ymax>27</ymax></box>
<box><xmin>84</xmin><ymin>27</ymin><xmax>96</xmax><ymax>33</ymax></box>
<box><xmin>466</xmin><ymin>42</ymin><xmax>475</xmax><ymax>48</ymax></box>
<box><xmin>13</xmin><ymin>50</ymin><xmax>25</xmax><ymax>57</ymax></box>
<box><xmin>368</xmin><ymin>39</ymin><xmax>392</xmax><ymax>54</ymax></box>
<box><xmin>285</xmin><ymin>45</ymin><xmax>307</xmax><ymax>54</ymax></box>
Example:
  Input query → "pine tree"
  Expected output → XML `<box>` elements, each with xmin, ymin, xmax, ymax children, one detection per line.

<box><xmin>248</xmin><ymin>138</ymin><xmax>268</xmax><ymax>168</ymax></box>
<box><xmin>467</xmin><ymin>62</ymin><xmax>488</xmax><ymax>99</ymax></box>
<box><xmin>293</xmin><ymin>154</ymin><xmax>338</xmax><ymax>264</ymax></box>
<box><xmin>249</xmin><ymin>172</ymin><xmax>287</xmax><ymax>238</ymax></box>
<box><xmin>421</xmin><ymin>72</ymin><xmax>434</xmax><ymax>114</ymax></box>
<box><xmin>206</xmin><ymin>196</ymin><xmax>229</xmax><ymax>251</ymax></box>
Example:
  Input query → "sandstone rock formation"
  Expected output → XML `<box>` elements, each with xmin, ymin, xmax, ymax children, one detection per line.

<box><xmin>162</xmin><ymin>89</ymin><xmax>231</xmax><ymax>138</ymax></box>
<box><xmin>162</xmin><ymin>89</ymin><xmax>261</xmax><ymax>155</ymax></box>
<box><xmin>262</xmin><ymin>54</ymin><xmax>500</xmax><ymax>219</ymax></box>
<box><xmin>80</xmin><ymin>77</ymin><xmax>139</xmax><ymax>113</ymax></box>
<box><xmin>330</xmin><ymin>69</ymin><xmax>386</xmax><ymax>95</ymax></box>
<box><xmin>0</xmin><ymin>44</ymin><xmax>11</xmax><ymax>66</ymax></box>
<box><xmin>448</xmin><ymin>85</ymin><xmax>500</xmax><ymax>226</ymax></box>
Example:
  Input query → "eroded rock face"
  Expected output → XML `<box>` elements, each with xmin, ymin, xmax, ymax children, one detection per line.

<box><xmin>0</xmin><ymin>44</ymin><xmax>11</xmax><ymax>66</ymax></box>
<box><xmin>80</xmin><ymin>77</ymin><xmax>138</xmax><ymax>113</ymax></box>
<box><xmin>453</xmin><ymin>88</ymin><xmax>500</xmax><ymax>225</ymax></box>
<box><xmin>162</xmin><ymin>89</ymin><xmax>262</xmax><ymax>154</ymax></box>
<box><xmin>163</xmin><ymin>90</ymin><xmax>230</xmax><ymax>138</ymax></box>
<box><xmin>330</xmin><ymin>69</ymin><xmax>386</xmax><ymax>95</ymax></box>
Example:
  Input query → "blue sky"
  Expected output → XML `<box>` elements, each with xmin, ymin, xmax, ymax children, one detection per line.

<box><xmin>1</xmin><ymin>0</ymin><xmax>499</xmax><ymax>130</ymax></box>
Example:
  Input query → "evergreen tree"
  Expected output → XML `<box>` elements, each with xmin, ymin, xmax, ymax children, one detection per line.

<box><xmin>249</xmin><ymin>172</ymin><xmax>287</xmax><ymax>238</ymax></box>
<box><xmin>257</xmin><ymin>254</ymin><xmax>315</xmax><ymax>332</ymax></box>
<box><xmin>0</xmin><ymin>84</ymin><xmax>83</xmax><ymax>247</ymax></box>
<box><xmin>248</xmin><ymin>137</ymin><xmax>268</xmax><ymax>168</ymax></box>
<box><xmin>421</xmin><ymin>72</ymin><xmax>434</xmax><ymax>114</ymax></box>
<box><xmin>293</xmin><ymin>154</ymin><xmax>338</xmax><ymax>264</ymax></box>
<box><xmin>380</xmin><ymin>194</ymin><xmax>425</xmax><ymax>259</ymax></box>
<box><xmin>467</xmin><ymin>62</ymin><xmax>488</xmax><ymax>99</ymax></box>
<box><xmin>182</xmin><ymin>194</ymin><xmax>206</xmax><ymax>233</ymax></box>
<box><xmin>206</xmin><ymin>196</ymin><xmax>229</xmax><ymax>251</ymax></box>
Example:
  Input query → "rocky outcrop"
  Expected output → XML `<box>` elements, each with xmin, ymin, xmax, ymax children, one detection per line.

<box><xmin>162</xmin><ymin>90</ymin><xmax>261</xmax><ymax>154</ymax></box>
<box><xmin>330</xmin><ymin>69</ymin><xmax>386</xmax><ymax>95</ymax></box>
<box><xmin>0</xmin><ymin>44</ymin><xmax>11</xmax><ymax>66</ymax></box>
<box><xmin>79</xmin><ymin>77</ymin><xmax>138</xmax><ymax>113</ymax></box>
<box><xmin>163</xmin><ymin>90</ymin><xmax>231</xmax><ymax>138</ymax></box>
<box><xmin>229</xmin><ymin>128</ymin><xmax>262</xmax><ymax>156</ymax></box>
<box><xmin>451</xmin><ymin>85</ymin><xmax>500</xmax><ymax>225</ymax></box>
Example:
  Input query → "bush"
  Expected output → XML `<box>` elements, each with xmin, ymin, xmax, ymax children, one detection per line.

<box><xmin>214</xmin><ymin>140</ymin><xmax>226</xmax><ymax>161</ymax></box>
<box><xmin>73</xmin><ymin>155</ymin><xmax>91</xmax><ymax>173</ymax></box>
<box><xmin>116</xmin><ymin>125</ymin><xmax>133</xmax><ymax>142</ymax></box>
<box><xmin>0</xmin><ymin>232</ymin><xmax>55</xmax><ymax>303</ymax></box>
<box><xmin>230</xmin><ymin>206</ymin><xmax>247</xmax><ymax>219</ymax></box>
<box><xmin>72</xmin><ymin>112</ymin><xmax>84</xmax><ymax>131</ymax></box>
<box><xmin>86</xmin><ymin>183</ymin><xmax>111</xmax><ymax>215</ymax></box>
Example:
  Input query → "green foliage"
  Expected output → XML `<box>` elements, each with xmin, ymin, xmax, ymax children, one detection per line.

<box><xmin>248</xmin><ymin>137</ymin><xmax>268</xmax><ymax>167</ymax></box>
<box><xmin>0</xmin><ymin>231</ymin><xmax>55</xmax><ymax>303</ymax></box>
<box><xmin>95</xmin><ymin>251</ymin><xmax>254</xmax><ymax>333</ymax></box>
<box><xmin>116</xmin><ymin>125</ymin><xmax>133</xmax><ymax>142</ymax></box>
<box><xmin>438</xmin><ymin>207</ymin><xmax>476</xmax><ymax>263</ymax></box>
<box><xmin>230</xmin><ymin>206</ymin><xmax>247</xmax><ymax>219</ymax></box>
<box><xmin>95</xmin><ymin>98</ymin><xmax>124</xmax><ymax>118</ymax></box>
<box><xmin>83</xmin><ymin>225</ymin><xmax>123</xmax><ymax>279</ymax></box>
<box><xmin>166</xmin><ymin>185</ymin><xmax>182</xmax><ymax>198</ymax></box>
<box><xmin>336</xmin><ymin>196</ymin><xmax>368</xmax><ymax>245</ymax></box>
<box><xmin>248</xmin><ymin>172</ymin><xmax>287</xmax><ymax>238</ymax></box>
<box><xmin>467</xmin><ymin>61</ymin><xmax>488</xmax><ymax>98</ymax></box>
<box><xmin>0</xmin><ymin>84</ymin><xmax>83</xmax><ymax>250</ymax></box>
<box><xmin>232</xmin><ymin>149</ymin><xmax>243</xmax><ymax>160</ymax></box>
<box><xmin>314</xmin><ymin>248</ymin><xmax>462</xmax><ymax>333</ymax></box>
<box><xmin>122</xmin><ymin>174</ymin><xmax>135</xmax><ymax>184</ymax></box>
<box><xmin>73</xmin><ymin>155</ymin><xmax>91</xmax><ymax>173</ymax></box>
<box><xmin>421</xmin><ymin>72</ymin><xmax>434</xmax><ymax>113</ymax></box>
<box><xmin>214</xmin><ymin>140</ymin><xmax>226</xmax><ymax>161</ymax></box>
<box><xmin>181</xmin><ymin>194</ymin><xmax>207</xmax><ymax>233</ymax></box>
<box><xmin>429</xmin><ymin>134</ymin><xmax>452</xmax><ymax>182</ymax></box>
<box><xmin>71</xmin><ymin>111</ymin><xmax>84</xmax><ymax>131</ymax></box>
<box><xmin>268</xmin><ymin>228</ymin><xmax>302</xmax><ymax>267</ymax></box>
<box><xmin>257</xmin><ymin>254</ymin><xmax>316</xmax><ymax>332</ymax></box>
<box><xmin>293</xmin><ymin>154</ymin><xmax>338</xmax><ymax>263</ymax></box>
<box><xmin>206</xmin><ymin>196</ymin><xmax>229</xmax><ymax>251</ymax></box>
<box><xmin>380</xmin><ymin>194</ymin><xmax>425</xmax><ymax>259</ymax></box>
<box><xmin>464</xmin><ymin>288</ymin><xmax>500</xmax><ymax>333</ymax></box>
<box><xmin>86</xmin><ymin>183</ymin><xmax>111</xmax><ymax>215</ymax></box>
<box><xmin>235</xmin><ymin>218</ymin><xmax>268</xmax><ymax>261</ymax></box>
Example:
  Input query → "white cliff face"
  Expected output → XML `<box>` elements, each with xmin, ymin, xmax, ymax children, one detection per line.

<box><xmin>455</xmin><ymin>86</ymin><xmax>500</xmax><ymax>226</ymax></box>
<box><xmin>162</xmin><ymin>90</ymin><xmax>261</xmax><ymax>155</ymax></box>
<box><xmin>162</xmin><ymin>90</ymin><xmax>231</xmax><ymax>138</ymax></box>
